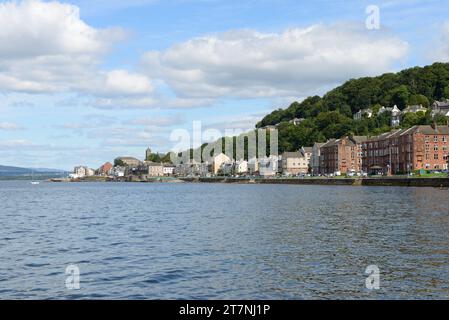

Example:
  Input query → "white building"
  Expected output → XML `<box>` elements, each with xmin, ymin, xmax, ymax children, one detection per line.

<box><xmin>259</xmin><ymin>156</ymin><xmax>280</xmax><ymax>177</ymax></box>
<box><xmin>73</xmin><ymin>166</ymin><xmax>88</xmax><ymax>178</ymax></box>
<box><xmin>111</xmin><ymin>166</ymin><xmax>126</xmax><ymax>177</ymax></box>
<box><xmin>354</xmin><ymin>108</ymin><xmax>373</xmax><ymax>120</ymax></box>
<box><xmin>402</xmin><ymin>104</ymin><xmax>427</xmax><ymax>114</ymax></box>
<box><xmin>212</xmin><ymin>153</ymin><xmax>232</xmax><ymax>174</ymax></box>
<box><xmin>248</xmin><ymin>158</ymin><xmax>259</xmax><ymax>175</ymax></box>
<box><xmin>391</xmin><ymin>105</ymin><xmax>401</xmax><ymax>127</ymax></box>
<box><xmin>235</xmin><ymin>160</ymin><xmax>248</xmax><ymax>174</ymax></box>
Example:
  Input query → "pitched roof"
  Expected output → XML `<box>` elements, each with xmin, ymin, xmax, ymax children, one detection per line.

<box><xmin>351</xmin><ymin>136</ymin><xmax>368</xmax><ymax>144</ymax></box>
<box><xmin>302</xmin><ymin>147</ymin><xmax>313</xmax><ymax>153</ymax></box>
<box><xmin>320</xmin><ymin>139</ymin><xmax>338</xmax><ymax>148</ymax></box>
<box><xmin>282</xmin><ymin>151</ymin><xmax>302</xmax><ymax>158</ymax></box>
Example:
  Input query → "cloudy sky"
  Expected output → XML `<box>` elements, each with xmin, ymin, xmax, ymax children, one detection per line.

<box><xmin>0</xmin><ymin>0</ymin><xmax>448</xmax><ymax>170</ymax></box>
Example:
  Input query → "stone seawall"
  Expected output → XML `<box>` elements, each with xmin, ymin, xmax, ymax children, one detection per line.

<box><xmin>180</xmin><ymin>177</ymin><xmax>449</xmax><ymax>188</ymax></box>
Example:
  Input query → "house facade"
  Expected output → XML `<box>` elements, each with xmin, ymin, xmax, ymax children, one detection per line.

<box><xmin>148</xmin><ymin>163</ymin><xmax>164</xmax><ymax>177</ymax></box>
<box><xmin>259</xmin><ymin>156</ymin><xmax>279</xmax><ymax>177</ymax></box>
<box><xmin>431</xmin><ymin>100</ymin><xmax>449</xmax><ymax>117</ymax></box>
<box><xmin>311</xmin><ymin>143</ymin><xmax>324</xmax><ymax>175</ymax></box>
<box><xmin>281</xmin><ymin>148</ymin><xmax>311</xmax><ymax>175</ymax></box>
<box><xmin>363</xmin><ymin>125</ymin><xmax>449</xmax><ymax>174</ymax></box>
<box><xmin>212</xmin><ymin>153</ymin><xmax>232</xmax><ymax>174</ymax></box>
<box><xmin>320</xmin><ymin>136</ymin><xmax>367</xmax><ymax>175</ymax></box>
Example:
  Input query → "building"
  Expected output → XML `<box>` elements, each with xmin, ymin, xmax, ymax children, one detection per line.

<box><xmin>281</xmin><ymin>148</ymin><xmax>311</xmax><ymax>175</ymax></box>
<box><xmin>377</xmin><ymin>106</ymin><xmax>392</xmax><ymax>115</ymax></box>
<box><xmin>73</xmin><ymin>166</ymin><xmax>88</xmax><ymax>178</ymax></box>
<box><xmin>363</xmin><ymin>125</ymin><xmax>449</xmax><ymax>175</ymax></box>
<box><xmin>320</xmin><ymin>136</ymin><xmax>367</xmax><ymax>175</ymax></box>
<box><xmin>391</xmin><ymin>105</ymin><xmax>401</xmax><ymax>127</ymax></box>
<box><xmin>111</xmin><ymin>166</ymin><xmax>126</xmax><ymax>177</ymax></box>
<box><xmin>431</xmin><ymin>100</ymin><xmax>449</xmax><ymax>117</ymax></box>
<box><xmin>354</xmin><ymin>108</ymin><xmax>373</xmax><ymax>120</ymax></box>
<box><xmin>402</xmin><ymin>104</ymin><xmax>427</xmax><ymax>115</ymax></box>
<box><xmin>98</xmin><ymin>162</ymin><xmax>113</xmax><ymax>176</ymax></box>
<box><xmin>311</xmin><ymin>143</ymin><xmax>324</xmax><ymax>175</ymax></box>
<box><xmin>235</xmin><ymin>160</ymin><xmax>248</xmax><ymax>174</ymax></box>
<box><xmin>289</xmin><ymin>118</ymin><xmax>305</xmax><ymax>126</ymax></box>
<box><xmin>115</xmin><ymin>157</ymin><xmax>142</xmax><ymax>167</ymax></box>
<box><xmin>301</xmin><ymin>147</ymin><xmax>313</xmax><ymax>166</ymax></box>
<box><xmin>176</xmin><ymin>160</ymin><xmax>211</xmax><ymax>177</ymax></box>
<box><xmin>362</xmin><ymin>130</ymin><xmax>402</xmax><ymax>175</ymax></box>
<box><xmin>259</xmin><ymin>156</ymin><xmax>280</xmax><ymax>177</ymax></box>
<box><xmin>145</xmin><ymin>147</ymin><xmax>152</xmax><ymax>160</ymax></box>
<box><xmin>212</xmin><ymin>153</ymin><xmax>232</xmax><ymax>174</ymax></box>
<box><xmin>220</xmin><ymin>162</ymin><xmax>235</xmax><ymax>175</ymax></box>
<box><xmin>247</xmin><ymin>158</ymin><xmax>259</xmax><ymax>175</ymax></box>
<box><xmin>148</xmin><ymin>163</ymin><xmax>164</xmax><ymax>177</ymax></box>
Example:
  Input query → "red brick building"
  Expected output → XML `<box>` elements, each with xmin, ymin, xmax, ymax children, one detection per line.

<box><xmin>320</xmin><ymin>136</ymin><xmax>367</xmax><ymax>175</ymax></box>
<box><xmin>99</xmin><ymin>162</ymin><xmax>113</xmax><ymax>175</ymax></box>
<box><xmin>362</xmin><ymin>125</ymin><xmax>449</xmax><ymax>175</ymax></box>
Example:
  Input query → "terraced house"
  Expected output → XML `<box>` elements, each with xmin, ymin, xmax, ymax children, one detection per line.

<box><xmin>320</xmin><ymin>136</ymin><xmax>367</xmax><ymax>175</ymax></box>
<box><xmin>362</xmin><ymin>125</ymin><xmax>449</xmax><ymax>175</ymax></box>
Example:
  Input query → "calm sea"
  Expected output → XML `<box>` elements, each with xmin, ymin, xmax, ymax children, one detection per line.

<box><xmin>0</xmin><ymin>181</ymin><xmax>448</xmax><ymax>299</ymax></box>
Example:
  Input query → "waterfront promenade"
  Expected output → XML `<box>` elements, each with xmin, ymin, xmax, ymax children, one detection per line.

<box><xmin>180</xmin><ymin>176</ymin><xmax>449</xmax><ymax>188</ymax></box>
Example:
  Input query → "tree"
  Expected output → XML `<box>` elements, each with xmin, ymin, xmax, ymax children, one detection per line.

<box><xmin>114</xmin><ymin>159</ymin><xmax>125</xmax><ymax>167</ymax></box>
<box><xmin>444</xmin><ymin>85</ymin><xmax>449</xmax><ymax>100</ymax></box>
<box><xmin>390</xmin><ymin>85</ymin><xmax>410</xmax><ymax>109</ymax></box>
<box><xmin>408</xmin><ymin>94</ymin><xmax>430</xmax><ymax>108</ymax></box>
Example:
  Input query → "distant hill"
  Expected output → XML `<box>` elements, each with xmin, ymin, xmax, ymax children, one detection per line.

<box><xmin>0</xmin><ymin>165</ymin><xmax>65</xmax><ymax>177</ymax></box>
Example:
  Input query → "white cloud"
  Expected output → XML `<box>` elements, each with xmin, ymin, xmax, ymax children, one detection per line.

<box><xmin>0</xmin><ymin>122</ymin><xmax>23</xmax><ymax>130</ymax></box>
<box><xmin>142</xmin><ymin>24</ymin><xmax>409</xmax><ymax>99</ymax></box>
<box><xmin>432</xmin><ymin>21</ymin><xmax>449</xmax><ymax>62</ymax></box>
<box><xmin>93</xmin><ymin>96</ymin><xmax>214</xmax><ymax>109</ymax></box>
<box><xmin>101</xmin><ymin>70</ymin><xmax>153</xmax><ymax>96</ymax></box>
<box><xmin>129</xmin><ymin>114</ymin><xmax>186</xmax><ymax>127</ymax></box>
<box><xmin>0</xmin><ymin>0</ymin><xmax>155</xmax><ymax>98</ymax></box>
<box><xmin>0</xmin><ymin>139</ymin><xmax>34</xmax><ymax>149</ymax></box>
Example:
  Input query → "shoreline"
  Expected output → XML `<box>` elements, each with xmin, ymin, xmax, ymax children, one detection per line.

<box><xmin>179</xmin><ymin>177</ymin><xmax>449</xmax><ymax>188</ymax></box>
<box><xmin>42</xmin><ymin>176</ymin><xmax>449</xmax><ymax>188</ymax></box>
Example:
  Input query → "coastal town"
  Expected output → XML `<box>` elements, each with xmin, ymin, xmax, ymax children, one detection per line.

<box><xmin>68</xmin><ymin>100</ymin><xmax>449</xmax><ymax>182</ymax></box>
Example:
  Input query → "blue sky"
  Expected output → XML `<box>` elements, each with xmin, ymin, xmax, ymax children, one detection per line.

<box><xmin>0</xmin><ymin>0</ymin><xmax>449</xmax><ymax>170</ymax></box>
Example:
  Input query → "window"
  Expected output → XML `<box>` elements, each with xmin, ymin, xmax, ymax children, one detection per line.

<box><xmin>434</xmin><ymin>136</ymin><xmax>439</xmax><ymax>142</ymax></box>
<box><xmin>434</xmin><ymin>145</ymin><xmax>439</xmax><ymax>152</ymax></box>
<box><xmin>443</xmin><ymin>136</ymin><xmax>448</xmax><ymax>143</ymax></box>
<box><xmin>434</xmin><ymin>154</ymin><xmax>439</xmax><ymax>160</ymax></box>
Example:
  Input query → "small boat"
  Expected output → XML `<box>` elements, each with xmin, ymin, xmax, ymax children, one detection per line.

<box><xmin>30</xmin><ymin>169</ymin><xmax>40</xmax><ymax>185</ymax></box>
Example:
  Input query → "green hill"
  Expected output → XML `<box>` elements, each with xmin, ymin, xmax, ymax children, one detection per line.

<box><xmin>256</xmin><ymin>62</ymin><xmax>449</xmax><ymax>153</ymax></box>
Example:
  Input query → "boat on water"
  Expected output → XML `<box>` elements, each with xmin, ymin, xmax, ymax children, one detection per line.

<box><xmin>30</xmin><ymin>169</ymin><xmax>40</xmax><ymax>185</ymax></box>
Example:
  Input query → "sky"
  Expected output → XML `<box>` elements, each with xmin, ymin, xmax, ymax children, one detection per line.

<box><xmin>0</xmin><ymin>0</ymin><xmax>449</xmax><ymax>170</ymax></box>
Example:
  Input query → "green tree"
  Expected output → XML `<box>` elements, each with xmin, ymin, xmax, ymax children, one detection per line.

<box><xmin>114</xmin><ymin>159</ymin><xmax>125</xmax><ymax>167</ymax></box>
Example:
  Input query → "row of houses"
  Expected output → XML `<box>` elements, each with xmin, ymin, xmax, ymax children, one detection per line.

<box><xmin>354</xmin><ymin>100</ymin><xmax>449</xmax><ymax>127</ymax></box>
<box><xmin>310</xmin><ymin>125</ymin><xmax>449</xmax><ymax>176</ymax></box>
